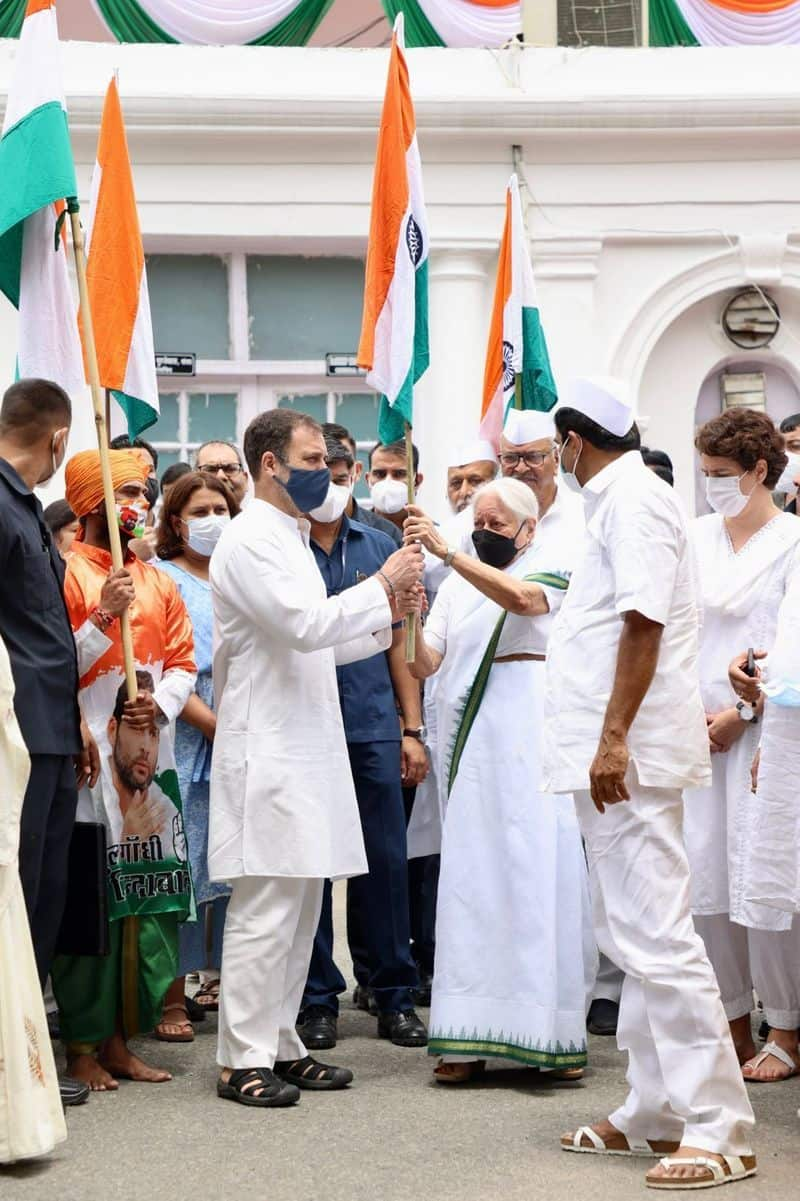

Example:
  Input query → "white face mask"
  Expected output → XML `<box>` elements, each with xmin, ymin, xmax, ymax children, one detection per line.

<box><xmin>559</xmin><ymin>435</ymin><xmax>584</xmax><ymax>495</ymax></box>
<box><xmin>184</xmin><ymin>513</ymin><xmax>230</xmax><ymax>557</ymax></box>
<box><xmin>309</xmin><ymin>482</ymin><xmax>350</xmax><ymax>524</ymax></box>
<box><xmin>776</xmin><ymin>453</ymin><xmax>800</xmax><ymax>494</ymax></box>
<box><xmin>370</xmin><ymin>477</ymin><xmax>409</xmax><ymax>515</ymax></box>
<box><xmin>705</xmin><ymin>472</ymin><xmax>754</xmax><ymax>518</ymax></box>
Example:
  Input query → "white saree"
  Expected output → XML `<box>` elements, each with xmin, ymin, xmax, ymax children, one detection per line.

<box><xmin>424</xmin><ymin>543</ymin><xmax>596</xmax><ymax>1067</ymax></box>
<box><xmin>685</xmin><ymin>512</ymin><xmax>800</xmax><ymax>931</ymax></box>
<box><xmin>0</xmin><ymin>637</ymin><xmax>66</xmax><ymax>1164</ymax></box>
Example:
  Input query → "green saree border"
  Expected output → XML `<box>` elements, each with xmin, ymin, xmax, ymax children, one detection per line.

<box><xmin>428</xmin><ymin>1037</ymin><xmax>587</xmax><ymax>1069</ymax></box>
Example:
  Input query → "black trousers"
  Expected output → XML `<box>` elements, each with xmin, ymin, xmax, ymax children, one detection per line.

<box><xmin>303</xmin><ymin>740</ymin><xmax>419</xmax><ymax>1015</ymax></box>
<box><xmin>18</xmin><ymin>753</ymin><xmax>78</xmax><ymax>986</ymax></box>
<box><xmin>402</xmin><ymin>785</ymin><xmax>439</xmax><ymax>976</ymax></box>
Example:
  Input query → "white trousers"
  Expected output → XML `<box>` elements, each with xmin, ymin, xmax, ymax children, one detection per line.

<box><xmin>575</xmin><ymin>775</ymin><xmax>754</xmax><ymax>1155</ymax></box>
<box><xmin>217</xmin><ymin>876</ymin><xmax>324</xmax><ymax>1070</ymax></box>
<box><xmin>694</xmin><ymin>912</ymin><xmax>800</xmax><ymax>1030</ymax></box>
<box><xmin>593</xmin><ymin>951</ymin><xmax>624</xmax><ymax>1004</ymax></box>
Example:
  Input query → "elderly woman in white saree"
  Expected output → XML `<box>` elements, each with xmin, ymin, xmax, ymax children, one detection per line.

<box><xmin>687</xmin><ymin>408</ymin><xmax>800</xmax><ymax>1083</ymax></box>
<box><xmin>0</xmin><ymin>634</ymin><xmax>66</xmax><ymax>1163</ymax></box>
<box><xmin>405</xmin><ymin>478</ymin><xmax>596</xmax><ymax>1084</ymax></box>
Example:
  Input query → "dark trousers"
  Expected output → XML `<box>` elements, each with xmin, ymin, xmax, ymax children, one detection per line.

<box><xmin>303</xmin><ymin>740</ymin><xmax>419</xmax><ymax>1015</ymax></box>
<box><xmin>402</xmin><ymin>785</ymin><xmax>439</xmax><ymax>977</ymax></box>
<box><xmin>18</xmin><ymin>753</ymin><xmax>78</xmax><ymax>987</ymax></box>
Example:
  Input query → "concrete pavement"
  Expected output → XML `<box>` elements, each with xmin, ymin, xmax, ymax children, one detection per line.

<box><xmin>2</xmin><ymin>1000</ymin><xmax>799</xmax><ymax>1201</ymax></box>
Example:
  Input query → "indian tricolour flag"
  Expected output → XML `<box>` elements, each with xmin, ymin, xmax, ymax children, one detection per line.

<box><xmin>357</xmin><ymin>13</ymin><xmax>429</xmax><ymax>444</ymax></box>
<box><xmin>479</xmin><ymin>174</ymin><xmax>557</xmax><ymax>448</ymax></box>
<box><xmin>83</xmin><ymin>76</ymin><xmax>159</xmax><ymax>437</ymax></box>
<box><xmin>0</xmin><ymin>0</ymin><xmax>84</xmax><ymax>395</ymax></box>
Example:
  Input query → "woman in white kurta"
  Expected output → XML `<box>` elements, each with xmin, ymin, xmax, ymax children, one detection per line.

<box><xmin>406</xmin><ymin>478</ymin><xmax>595</xmax><ymax>1083</ymax></box>
<box><xmin>0</xmin><ymin>633</ymin><xmax>66</xmax><ymax>1163</ymax></box>
<box><xmin>687</xmin><ymin>407</ymin><xmax>800</xmax><ymax>1082</ymax></box>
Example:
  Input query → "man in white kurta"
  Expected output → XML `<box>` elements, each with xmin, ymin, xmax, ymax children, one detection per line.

<box><xmin>209</xmin><ymin>408</ymin><xmax>422</xmax><ymax>1107</ymax></box>
<box><xmin>545</xmin><ymin>379</ymin><xmax>755</xmax><ymax>1189</ymax></box>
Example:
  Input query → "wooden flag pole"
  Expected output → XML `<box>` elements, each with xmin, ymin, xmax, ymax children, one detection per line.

<box><xmin>69</xmin><ymin>204</ymin><xmax>138</xmax><ymax>702</ymax></box>
<box><xmin>403</xmin><ymin>420</ymin><xmax>417</xmax><ymax>663</ymax></box>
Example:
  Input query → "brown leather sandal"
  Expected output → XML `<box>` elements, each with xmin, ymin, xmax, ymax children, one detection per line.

<box><xmin>154</xmin><ymin>1004</ymin><xmax>195</xmax><ymax>1043</ymax></box>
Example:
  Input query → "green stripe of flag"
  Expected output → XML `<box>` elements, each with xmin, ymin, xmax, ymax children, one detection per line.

<box><xmin>112</xmin><ymin>389</ymin><xmax>159</xmax><ymax>439</ymax></box>
<box><xmin>377</xmin><ymin>258</ymin><xmax>429</xmax><ymax>443</ymax></box>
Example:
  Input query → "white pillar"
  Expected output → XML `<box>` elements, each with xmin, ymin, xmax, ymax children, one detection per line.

<box><xmin>414</xmin><ymin>248</ymin><xmax>491</xmax><ymax>524</ymax></box>
<box><xmin>524</xmin><ymin>0</ymin><xmax>558</xmax><ymax>45</ymax></box>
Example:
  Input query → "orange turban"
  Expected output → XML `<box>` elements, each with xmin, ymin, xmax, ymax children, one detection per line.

<box><xmin>65</xmin><ymin>448</ymin><xmax>150</xmax><ymax>520</ymax></box>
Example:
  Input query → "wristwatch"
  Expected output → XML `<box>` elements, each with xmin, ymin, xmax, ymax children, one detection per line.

<box><xmin>735</xmin><ymin>700</ymin><xmax>758</xmax><ymax>725</ymax></box>
<box><xmin>443</xmin><ymin>547</ymin><xmax>458</xmax><ymax>568</ymax></box>
<box><xmin>403</xmin><ymin>726</ymin><xmax>427</xmax><ymax>742</ymax></box>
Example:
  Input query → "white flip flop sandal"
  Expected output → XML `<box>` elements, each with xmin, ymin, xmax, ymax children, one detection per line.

<box><xmin>562</xmin><ymin>1125</ymin><xmax>672</xmax><ymax>1157</ymax></box>
<box><xmin>742</xmin><ymin>1041</ymin><xmax>799</xmax><ymax>1082</ymax></box>
<box><xmin>646</xmin><ymin>1154</ymin><xmax>757</xmax><ymax>1190</ymax></box>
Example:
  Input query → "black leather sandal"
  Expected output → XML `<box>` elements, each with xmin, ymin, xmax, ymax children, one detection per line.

<box><xmin>217</xmin><ymin>1067</ymin><xmax>300</xmax><ymax>1108</ymax></box>
<box><xmin>274</xmin><ymin>1056</ymin><xmax>354</xmax><ymax>1091</ymax></box>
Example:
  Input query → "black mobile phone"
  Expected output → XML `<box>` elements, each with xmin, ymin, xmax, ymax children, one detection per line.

<box><xmin>744</xmin><ymin>647</ymin><xmax>756</xmax><ymax>679</ymax></box>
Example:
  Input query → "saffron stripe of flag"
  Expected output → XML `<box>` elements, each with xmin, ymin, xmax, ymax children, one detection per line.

<box><xmin>83</xmin><ymin>76</ymin><xmax>159</xmax><ymax>438</ymax></box>
<box><xmin>357</xmin><ymin>13</ymin><xmax>429</xmax><ymax>445</ymax></box>
<box><xmin>479</xmin><ymin>174</ymin><xmax>557</xmax><ymax>448</ymax></box>
<box><xmin>0</xmin><ymin>0</ymin><xmax>84</xmax><ymax>396</ymax></box>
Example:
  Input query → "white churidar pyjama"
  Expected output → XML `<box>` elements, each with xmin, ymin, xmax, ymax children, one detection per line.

<box><xmin>575</xmin><ymin>773</ymin><xmax>754</xmax><ymax>1156</ymax></box>
<box><xmin>217</xmin><ymin>876</ymin><xmax>324</xmax><ymax>1069</ymax></box>
<box><xmin>593</xmin><ymin>952</ymin><xmax>624</xmax><ymax>1004</ymax></box>
<box><xmin>694</xmin><ymin>912</ymin><xmax>800</xmax><ymax>1030</ymax></box>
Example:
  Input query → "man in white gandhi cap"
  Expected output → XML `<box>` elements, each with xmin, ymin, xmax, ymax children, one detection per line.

<box><xmin>545</xmin><ymin>376</ymin><xmax>756</xmax><ymax>1189</ymax></box>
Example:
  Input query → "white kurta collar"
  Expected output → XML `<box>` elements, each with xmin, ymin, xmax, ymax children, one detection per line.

<box><xmin>250</xmin><ymin>497</ymin><xmax>310</xmax><ymax>543</ymax></box>
<box><xmin>583</xmin><ymin>450</ymin><xmax>642</xmax><ymax>500</ymax></box>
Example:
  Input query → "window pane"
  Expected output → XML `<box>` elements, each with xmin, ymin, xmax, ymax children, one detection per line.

<box><xmin>277</xmin><ymin>394</ymin><xmax>327</xmax><ymax>424</ymax></box>
<box><xmin>336</xmin><ymin>394</ymin><xmax>380</xmax><ymax>445</ymax></box>
<box><xmin>147</xmin><ymin>255</ymin><xmax>230</xmax><ymax>360</ymax></box>
<box><xmin>148</xmin><ymin>393</ymin><xmax>180</xmax><ymax>443</ymax></box>
<box><xmin>188</xmin><ymin>393</ymin><xmax>238</xmax><ymax>446</ymax></box>
<box><xmin>248</xmin><ymin>257</ymin><xmax>364</xmax><ymax>360</ymax></box>
<box><xmin>156</xmin><ymin>450</ymin><xmax>182</xmax><ymax>475</ymax></box>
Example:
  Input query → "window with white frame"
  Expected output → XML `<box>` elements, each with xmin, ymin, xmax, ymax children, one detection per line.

<box><xmin>146</xmin><ymin>253</ymin><xmax>384</xmax><ymax>492</ymax></box>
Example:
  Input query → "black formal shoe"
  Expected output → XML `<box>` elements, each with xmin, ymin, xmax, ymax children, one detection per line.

<box><xmin>299</xmin><ymin>1006</ymin><xmax>338</xmax><ymax>1050</ymax></box>
<box><xmin>352</xmin><ymin>984</ymin><xmax>378</xmax><ymax>1015</ymax></box>
<box><xmin>377</xmin><ymin>1009</ymin><xmax>428</xmax><ymax>1047</ymax></box>
<box><xmin>274</xmin><ymin>1055</ymin><xmax>353</xmax><ymax>1091</ymax></box>
<box><xmin>59</xmin><ymin>1076</ymin><xmax>90</xmax><ymax>1107</ymax></box>
<box><xmin>411</xmin><ymin>969</ymin><xmax>433</xmax><ymax>1009</ymax></box>
<box><xmin>587</xmin><ymin>998</ymin><xmax>619</xmax><ymax>1037</ymax></box>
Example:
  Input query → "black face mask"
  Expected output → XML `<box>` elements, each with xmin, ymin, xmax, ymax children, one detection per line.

<box><xmin>471</xmin><ymin>523</ymin><xmax>524</xmax><ymax>569</ymax></box>
<box><xmin>144</xmin><ymin>476</ymin><xmax>160</xmax><ymax>509</ymax></box>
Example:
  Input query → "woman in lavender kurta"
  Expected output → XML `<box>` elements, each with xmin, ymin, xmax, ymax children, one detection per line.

<box><xmin>153</xmin><ymin>471</ymin><xmax>240</xmax><ymax>1040</ymax></box>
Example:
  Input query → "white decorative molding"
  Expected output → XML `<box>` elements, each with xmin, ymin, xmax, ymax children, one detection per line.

<box><xmin>739</xmin><ymin>234</ymin><xmax>788</xmax><ymax>286</ymax></box>
<box><xmin>530</xmin><ymin>238</ymin><xmax>603</xmax><ymax>281</ymax></box>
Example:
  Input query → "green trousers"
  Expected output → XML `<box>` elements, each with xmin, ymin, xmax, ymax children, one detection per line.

<box><xmin>52</xmin><ymin>913</ymin><xmax>179</xmax><ymax>1047</ymax></box>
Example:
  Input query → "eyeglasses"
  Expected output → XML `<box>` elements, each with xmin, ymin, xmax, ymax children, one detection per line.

<box><xmin>199</xmin><ymin>462</ymin><xmax>243</xmax><ymax>478</ymax></box>
<box><xmin>499</xmin><ymin>450</ymin><xmax>553</xmax><ymax>469</ymax></box>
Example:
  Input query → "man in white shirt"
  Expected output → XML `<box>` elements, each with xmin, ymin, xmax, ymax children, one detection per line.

<box><xmin>546</xmin><ymin>378</ymin><xmax>756</xmax><ymax>1190</ymax></box>
<box><xmin>209</xmin><ymin>408</ymin><xmax>423</xmax><ymax>1110</ymax></box>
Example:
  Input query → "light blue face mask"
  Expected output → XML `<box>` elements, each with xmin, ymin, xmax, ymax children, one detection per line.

<box><xmin>559</xmin><ymin>434</ymin><xmax>583</xmax><ymax>494</ymax></box>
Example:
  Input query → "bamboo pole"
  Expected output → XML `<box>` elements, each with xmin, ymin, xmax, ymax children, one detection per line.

<box><xmin>403</xmin><ymin>420</ymin><xmax>417</xmax><ymax>663</ymax></box>
<box><xmin>69</xmin><ymin>203</ymin><xmax>138</xmax><ymax>702</ymax></box>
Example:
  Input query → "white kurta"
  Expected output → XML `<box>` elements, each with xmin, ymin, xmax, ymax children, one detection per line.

<box><xmin>685</xmin><ymin>512</ymin><xmax>800</xmax><ymax>931</ymax></box>
<box><xmin>209</xmin><ymin>498</ymin><xmax>393</xmax><ymax>882</ymax></box>
<box><xmin>0</xmin><ymin>637</ymin><xmax>66</xmax><ymax>1164</ymax></box>
<box><xmin>425</xmin><ymin>543</ymin><xmax>596</xmax><ymax>1066</ymax></box>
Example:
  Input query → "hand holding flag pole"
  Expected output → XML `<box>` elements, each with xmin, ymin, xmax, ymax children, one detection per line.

<box><xmin>68</xmin><ymin>201</ymin><xmax>138</xmax><ymax>703</ymax></box>
<box><xmin>404</xmin><ymin>421</ymin><xmax>417</xmax><ymax>662</ymax></box>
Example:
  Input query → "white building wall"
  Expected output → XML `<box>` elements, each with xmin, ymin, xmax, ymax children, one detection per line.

<box><xmin>1</xmin><ymin>42</ymin><xmax>799</xmax><ymax>518</ymax></box>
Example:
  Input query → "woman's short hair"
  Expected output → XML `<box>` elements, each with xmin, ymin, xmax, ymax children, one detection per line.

<box><xmin>156</xmin><ymin>471</ymin><xmax>240</xmax><ymax>560</ymax></box>
<box><xmin>695</xmin><ymin>408</ymin><xmax>787</xmax><ymax>490</ymax></box>
<box><xmin>472</xmin><ymin>476</ymin><xmax>539</xmax><ymax>523</ymax></box>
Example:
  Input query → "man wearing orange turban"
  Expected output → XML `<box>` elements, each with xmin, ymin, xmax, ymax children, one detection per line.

<box><xmin>52</xmin><ymin>448</ymin><xmax>197</xmax><ymax>1091</ymax></box>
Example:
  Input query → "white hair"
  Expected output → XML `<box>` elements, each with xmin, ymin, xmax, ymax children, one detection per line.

<box><xmin>472</xmin><ymin>476</ymin><xmax>539</xmax><ymax>522</ymax></box>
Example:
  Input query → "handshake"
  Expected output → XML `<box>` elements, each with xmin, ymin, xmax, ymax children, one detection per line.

<box><xmin>375</xmin><ymin>542</ymin><xmax>426</xmax><ymax>622</ymax></box>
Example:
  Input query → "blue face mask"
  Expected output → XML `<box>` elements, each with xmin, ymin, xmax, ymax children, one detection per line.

<box><xmin>279</xmin><ymin>465</ymin><xmax>331</xmax><ymax>513</ymax></box>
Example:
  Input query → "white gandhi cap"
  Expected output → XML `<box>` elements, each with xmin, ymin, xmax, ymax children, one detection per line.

<box><xmin>564</xmin><ymin>376</ymin><xmax>635</xmax><ymax>437</ymax></box>
<box><xmin>501</xmin><ymin>408</ymin><xmax>556</xmax><ymax>446</ymax></box>
<box><xmin>447</xmin><ymin>439</ymin><xmax>498</xmax><ymax>468</ymax></box>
